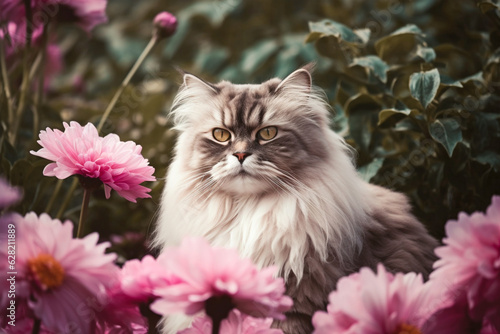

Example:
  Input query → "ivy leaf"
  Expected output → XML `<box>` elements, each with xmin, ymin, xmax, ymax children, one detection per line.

<box><xmin>429</xmin><ymin>118</ymin><xmax>463</xmax><ymax>157</ymax></box>
<box><xmin>351</xmin><ymin>56</ymin><xmax>389</xmax><ymax>83</ymax></box>
<box><xmin>409</xmin><ymin>68</ymin><xmax>440</xmax><ymax>109</ymax></box>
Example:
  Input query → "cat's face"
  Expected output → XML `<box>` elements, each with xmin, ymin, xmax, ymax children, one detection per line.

<box><xmin>171</xmin><ymin>68</ymin><xmax>331</xmax><ymax>196</ymax></box>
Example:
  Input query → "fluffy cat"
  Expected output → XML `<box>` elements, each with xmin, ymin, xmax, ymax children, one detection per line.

<box><xmin>154</xmin><ymin>66</ymin><xmax>438</xmax><ymax>333</ymax></box>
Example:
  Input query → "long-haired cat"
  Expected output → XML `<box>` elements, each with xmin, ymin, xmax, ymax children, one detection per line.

<box><xmin>154</xmin><ymin>66</ymin><xmax>438</xmax><ymax>333</ymax></box>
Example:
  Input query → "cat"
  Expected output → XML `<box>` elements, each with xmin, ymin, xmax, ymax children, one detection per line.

<box><xmin>153</xmin><ymin>66</ymin><xmax>438</xmax><ymax>333</ymax></box>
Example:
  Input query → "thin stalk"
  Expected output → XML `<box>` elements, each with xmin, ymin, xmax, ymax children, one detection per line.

<box><xmin>0</xmin><ymin>39</ymin><xmax>13</xmax><ymax>124</ymax></box>
<box><xmin>45</xmin><ymin>179</ymin><xmax>63</xmax><ymax>213</ymax></box>
<box><xmin>9</xmin><ymin>0</ymin><xmax>33</xmax><ymax>146</ymax></box>
<box><xmin>76</xmin><ymin>188</ymin><xmax>91</xmax><ymax>238</ymax></box>
<box><xmin>33</xmin><ymin>23</ymin><xmax>50</xmax><ymax>137</ymax></box>
<box><xmin>31</xmin><ymin>318</ymin><xmax>41</xmax><ymax>334</ymax></box>
<box><xmin>56</xmin><ymin>177</ymin><xmax>79</xmax><ymax>219</ymax></box>
<box><xmin>211</xmin><ymin>320</ymin><xmax>221</xmax><ymax>334</ymax></box>
<box><xmin>96</xmin><ymin>35</ymin><xmax>158</xmax><ymax>133</ymax></box>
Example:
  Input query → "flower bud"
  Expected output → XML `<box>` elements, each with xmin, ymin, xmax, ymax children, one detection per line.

<box><xmin>153</xmin><ymin>11</ymin><xmax>177</xmax><ymax>39</ymax></box>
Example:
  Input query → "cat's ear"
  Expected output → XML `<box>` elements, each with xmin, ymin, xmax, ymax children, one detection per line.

<box><xmin>275</xmin><ymin>67</ymin><xmax>312</xmax><ymax>94</ymax></box>
<box><xmin>183</xmin><ymin>73</ymin><xmax>220</xmax><ymax>95</ymax></box>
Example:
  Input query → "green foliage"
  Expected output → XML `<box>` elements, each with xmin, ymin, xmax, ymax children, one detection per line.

<box><xmin>1</xmin><ymin>0</ymin><xmax>499</xmax><ymax>257</ymax></box>
<box><xmin>305</xmin><ymin>0</ymin><xmax>500</xmax><ymax>238</ymax></box>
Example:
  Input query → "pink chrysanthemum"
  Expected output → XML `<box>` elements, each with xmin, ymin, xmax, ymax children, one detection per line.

<box><xmin>0</xmin><ymin>0</ymin><xmax>107</xmax><ymax>32</ymax></box>
<box><xmin>118</xmin><ymin>254</ymin><xmax>171</xmax><ymax>303</ymax></box>
<box><xmin>150</xmin><ymin>237</ymin><xmax>293</xmax><ymax>320</ymax></box>
<box><xmin>312</xmin><ymin>264</ymin><xmax>435</xmax><ymax>334</ymax></box>
<box><xmin>30</xmin><ymin>121</ymin><xmax>156</xmax><ymax>203</ymax></box>
<box><xmin>430</xmin><ymin>196</ymin><xmax>500</xmax><ymax>330</ymax></box>
<box><xmin>0</xmin><ymin>177</ymin><xmax>21</xmax><ymax>209</ymax></box>
<box><xmin>0</xmin><ymin>212</ymin><xmax>118</xmax><ymax>333</ymax></box>
<box><xmin>179</xmin><ymin>309</ymin><xmax>284</xmax><ymax>334</ymax></box>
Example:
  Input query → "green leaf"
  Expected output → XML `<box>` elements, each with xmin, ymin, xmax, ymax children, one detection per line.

<box><xmin>377</xmin><ymin>107</ymin><xmax>412</xmax><ymax>126</ymax></box>
<box><xmin>429</xmin><ymin>118</ymin><xmax>463</xmax><ymax>157</ymax></box>
<box><xmin>409</xmin><ymin>68</ymin><xmax>440</xmax><ymax>109</ymax></box>
<box><xmin>358</xmin><ymin>158</ymin><xmax>384</xmax><ymax>182</ymax></box>
<box><xmin>240</xmin><ymin>39</ymin><xmax>280</xmax><ymax>73</ymax></box>
<box><xmin>351</xmin><ymin>56</ymin><xmax>389</xmax><ymax>83</ymax></box>
<box><xmin>416</xmin><ymin>45</ymin><xmax>436</xmax><ymax>63</ymax></box>
<box><xmin>474</xmin><ymin>151</ymin><xmax>500</xmax><ymax>172</ymax></box>
<box><xmin>374</xmin><ymin>24</ymin><xmax>424</xmax><ymax>62</ymax></box>
<box><xmin>391</xmin><ymin>24</ymin><xmax>424</xmax><ymax>36</ymax></box>
<box><xmin>307</xmin><ymin>19</ymin><xmax>364</xmax><ymax>44</ymax></box>
<box><xmin>344</xmin><ymin>93</ymin><xmax>382</xmax><ymax>116</ymax></box>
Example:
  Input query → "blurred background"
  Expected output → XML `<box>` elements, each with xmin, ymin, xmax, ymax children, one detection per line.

<box><xmin>2</xmin><ymin>0</ymin><xmax>499</xmax><ymax>262</ymax></box>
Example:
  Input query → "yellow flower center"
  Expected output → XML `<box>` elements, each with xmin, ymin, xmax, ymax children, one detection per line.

<box><xmin>28</xmin><ymin>253</ymin><xmax>65</xmax><ymax>290</ymax></box>
<box><xmin>396</xmin><ymin>323</ymin><xmax>422</xmax><ymax>334</ymax></box>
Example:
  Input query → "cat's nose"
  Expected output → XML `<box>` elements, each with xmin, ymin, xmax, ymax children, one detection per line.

<box><xmin>233</xmin><ymin>152</ymin><xmax>252</xmax><ymax>163</ymax></box>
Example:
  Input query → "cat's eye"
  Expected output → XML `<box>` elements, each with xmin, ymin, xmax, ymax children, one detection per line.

<box><xmin>257</xmin><ymin>126</ymin><xmax>278</xmax><ymax>141</ymax></box>
<box><xmin>213</xmin><ymin>128</ymin><xmax>231</xmax><ymax>142</ymax></box>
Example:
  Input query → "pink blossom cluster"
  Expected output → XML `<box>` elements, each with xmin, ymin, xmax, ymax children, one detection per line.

<box><xmin>312</xmin><ymin>196</ymin><xmax>500</xmax><ymax>334</ymax></box>
<box><xmin>0</xmin><ymin>178</ymin><xmax>291</xmax><ymax>334</ymax></box>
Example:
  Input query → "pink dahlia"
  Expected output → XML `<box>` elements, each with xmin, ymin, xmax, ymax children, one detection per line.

<box><xmin>0</xmin><ymin>0</ymin><xmax>107</xmax><ymax>32</ymax></box>
<box><xmin>118</xmin><ymin>254</ymin><xmax>171</xmax><ymax>303</ymax></box>
<box><xmin>312</xmin><ymin>264</ymin><xmax>435</xmax><ymax>334</ymax></box>
<box><xmin>0</xmin><ymin>177</ymin><xmax>21</xmax><ymax>208</ymax></box>
<box><xmin>153</xmin><ymin>11</ymin><xmax>177</xmax><ymax>39</ymax></box>
<box><xmin>150</xmin><ymin>237</ymin><xmax>293</xmax><ymax>320</ymax></box>
<box><xmin>179</xmin><ymin>309</ymin><xmax>284</xmax><ymax>334</ymax></box>
<box><xmin>30</xmin><ymin>121</ymin><xmax>156</xmax><ymax>203</ymax></box>
<box><xmin>0</xmin><ymin>212</ymin><xmax>118</xmax><ymax>333</ymax></box>
<box><xmin>430</xmin><ymin>195</ymin><xmax>500</xmax><ymax>330</ymax></box>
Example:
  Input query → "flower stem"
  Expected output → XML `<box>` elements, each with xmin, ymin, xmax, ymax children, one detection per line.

<box><xmin>0</xmin><ymin>38</ymin><xmax>13</xmax><ymax>125</ymax></box>
<box><xmin>56</xmin><ymin>177</ymin><xmax>79</xmax><ymax>219</ymax></box>
<box><xmin>205</xmin><ymin>296</ymin><xmax>234</xmax><ymax>334</ymax></box>
<box><xmin>9</xmin><ymin>0</ymin><xmax>33</xmax><ymax>146</ymax></box>
<box><xmin>139</xmin><ymin>302</ymin><xmax>162</xmax><ymax>334</ymax></box>
<box><xmin>77</xmin><ymin>188</ymin><xmax>91</xmax><ymax>238</ymax></box>
<box><xmin>96</xmin><ymin>35</ymin><xmax>158</xmax><ymax>134</ymax></box>
<box><xmin>45</xmin><ymin>179</ymin><xmax>63</xmax><ymax>213</ymax></box>
<box><xmin>31</xmin><ymin>318</ymin><xmax>41</xmax><ymax>334</ymax></box>
<box><xmin>33</xmin><ymin>23</ymin><xmax>50</xmax><ymax>138</ymax></box>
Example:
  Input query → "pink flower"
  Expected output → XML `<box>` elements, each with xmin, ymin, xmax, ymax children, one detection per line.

<box><xmin>179</xmin><ymin>309</ymin><xmax>284</xmax><ymax>334</ymax></box>
<box><xmin>430</xmin><ymin>195</ymin><xmax>500</xmax><ymax>330</ymax></box>
<box><xmin>312</xmin><ymin>264</ymin><xmax>435</xmax><ymax>334</ymax></box>
<box><xmin>30</xmin><ymin>121</ymin><xmax>156</xmax><ymax>203</ymax></box>
<box><xmin>0</xmin><ymin>177</ymin><xmax>21</xmax><ymax>209</ymax></box>
<box><xmin>150</xmin><ymin>237</ymin><xmax>293</xmax><ymax>320</ymax></box>
<box><xmin>1</xmin><ymin>0</ymin><xmax>107</xmax><ymax>32</ymax></box>
<box><xmin>153</xmin><ymin>11</ymin><xmax>177</xmax><ymax>39</ymax></box>
<box><xmin>118</xmin><ymin>254</ymin><xmax>171</xmax><ymax>303</ymax></box>
<box><xmin>0</xmin><ymin>212</ymin><xmax>118</xmax><ymax>333</ymax></box>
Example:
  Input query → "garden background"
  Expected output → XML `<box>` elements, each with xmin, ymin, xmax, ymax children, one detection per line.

<box><xmin>2</xmin><ymin>0</ymin><xmax>500</xmax><ymax>264</ymax></box>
